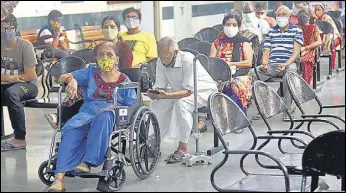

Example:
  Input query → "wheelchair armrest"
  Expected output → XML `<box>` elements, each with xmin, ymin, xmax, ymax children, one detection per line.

<box><xmin>118</xmin><ymin>82</ymin><xmax>141</xmax><ymax>89</ymax></box>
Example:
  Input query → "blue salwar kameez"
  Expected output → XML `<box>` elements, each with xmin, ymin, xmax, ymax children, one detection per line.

<box><xmin>55</xmin><ymin>65</ymin><xmax>137</xmax><ymax>174</ymax></box>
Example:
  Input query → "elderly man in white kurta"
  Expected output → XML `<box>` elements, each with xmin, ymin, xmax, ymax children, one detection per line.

<box><xmin>147</xmin><ymin>37</ymin><xmax>217</xmax><ymax>164</ymax></box>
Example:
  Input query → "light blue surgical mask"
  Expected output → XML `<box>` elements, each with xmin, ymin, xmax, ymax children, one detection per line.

<box><xmin>1</xmin><ymin>30</ymin><xmax>16</xmax><ymax>44</ymax></box>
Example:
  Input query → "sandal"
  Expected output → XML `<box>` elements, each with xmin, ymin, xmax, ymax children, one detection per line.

<box><xmin>164</xmin><ymin>151</ymin><xmax>190</xmax><ymax>164</ymax></box>
<box><xmin>252</xmin><ymin>113</ymin><xmax>262</xmax><ymax>120</ymax></box>
<box><xmin>75</xmin><ymin>162</ymin><xmax>91</xmax><ymax>174</ymax></box>
<box><xmin>1</xmin><ymin>142</ymin><xmax>26</xmax><ymax>152</ymax></box>
<box><xmin>45</xmin><ymin>113</ymin><xmax>58</xmax><ymax>130</ymax></box>
<box><xmin>48</xmin><ymin>179</ymin><xmax>66</xmax><ymax>192</ymax></box>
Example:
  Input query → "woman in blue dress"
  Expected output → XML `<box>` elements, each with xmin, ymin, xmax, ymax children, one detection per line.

<box><xmin>48</xmin><ymin>42</ymin><xmax>137</xmax><ymax>192</ymax></box>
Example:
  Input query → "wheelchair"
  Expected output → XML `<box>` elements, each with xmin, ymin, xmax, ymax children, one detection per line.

<box><xmin>38</xmin><ymin>78</ymin><xmax>161</xmax><ymax>192</ymax></box>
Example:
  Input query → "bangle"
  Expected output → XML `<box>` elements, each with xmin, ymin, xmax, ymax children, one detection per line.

<box><xmin>66</xmin><ymin>77</ymin><xmax>72</xmax><ymax>84</ymax></box>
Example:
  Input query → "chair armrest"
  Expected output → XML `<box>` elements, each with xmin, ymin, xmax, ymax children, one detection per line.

<box><xmin>301</xmin><ymin>114</ymin><xmax>345</xmax><ymax>123</ymax></box>
<box><xmin>267</xmin><ymin>130</ymin><xmax>314</xmax><ymax>138</ymax></box>
<box><xmin>118</xmin><ymin>82</ymin><xmax>141</xmax><ymax>89</ymax></box>
<box><xmin>293</xmin><ymin>118</ymin><xmax>341</xmax><ymax>130</ymax></box>
<box><xmin>322</xmin><ymin>104</ymin><xmax>345</xmax><ymax>108</ymax></box>
<box><xmin>257</xmin><ymin>135</ymin><xmax>308</xmax><ymax>146</ymax></box>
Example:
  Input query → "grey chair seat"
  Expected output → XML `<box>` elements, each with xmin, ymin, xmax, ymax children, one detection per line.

<box><xmin>198</xmin><ymin>107</ymin><xmax>209</xmax><ymax>114</ymax></box>
<box><xmin>225</xmin><ymin>174</ymin><xmax>328</xmax><ymax>192</ymax></box>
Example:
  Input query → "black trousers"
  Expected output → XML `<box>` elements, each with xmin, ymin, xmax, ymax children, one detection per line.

<box><xmin>60</xmin><ymin>100</ymin><xmax>84</xmax><ymax>126</ymax></box>
<box><xmin>1</xmin><ymin>82</ymin><xmax>38</xmax><ymax>140</ymax></box>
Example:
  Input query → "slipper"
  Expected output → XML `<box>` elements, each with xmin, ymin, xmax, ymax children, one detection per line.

<box><xmin>1</xmin><ymin>142</ymin><xmax>26</xmax><ymax>152</ymax></box>
<box><xmin>252</xmin><ymin>113</ymin><xmax>262</xmax><ymax>120</ymax></box>
<box><xmin>48</xmin><ymin>179</ymin><xmax>66</xmax><ymax>192</ymax></box>
<box><xmin>164</xmin><ymin>151</ymin><xmax>190</xmax><ymax>164</ymax></box>
<box><xmin>191</xmin><ymin>125</ymin><xmax>208</xmax><ymax>134</ymax></box>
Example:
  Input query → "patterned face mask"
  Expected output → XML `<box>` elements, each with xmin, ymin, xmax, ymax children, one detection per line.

<box><xmin>97</xmin><ymin>57</ymin><xmax>117</xmax><ymax>71</ymax></box>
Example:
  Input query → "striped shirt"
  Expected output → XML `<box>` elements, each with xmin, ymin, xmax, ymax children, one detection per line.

<box><xmin>264</xmin><ymin>24</ymin><xmax>303</xmax><ymax>67</ymax></box>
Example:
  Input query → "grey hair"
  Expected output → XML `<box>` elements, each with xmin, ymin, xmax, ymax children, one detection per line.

<box><xmin>157</xmin><ymin>36</ymin><xmax>179</xmax><ymax>54</ymax></box>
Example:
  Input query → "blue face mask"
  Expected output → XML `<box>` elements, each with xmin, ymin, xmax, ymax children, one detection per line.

<box><xmin>1</xmin><ymin>30</ymin><xmax>16</xmax><ymax>44</ymax></box>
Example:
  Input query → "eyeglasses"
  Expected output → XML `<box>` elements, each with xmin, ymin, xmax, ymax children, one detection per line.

<box><xmin>0</xmin><ymin>26</ymin><xmax>16</xmax><ymax>32</ymax></box>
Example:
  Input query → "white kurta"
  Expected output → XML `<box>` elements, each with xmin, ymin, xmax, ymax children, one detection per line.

<box><xmin>149</xmin><ymin>51</ymin><xmax>217</xmax><ymax>143</ymax></box>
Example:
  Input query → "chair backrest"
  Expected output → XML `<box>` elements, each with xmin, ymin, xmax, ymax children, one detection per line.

<box><xmin>141</xmin><ymin>57</ymin><xmax>158</xmax><ymax>86</ymax></box>
<box><xmin>181</xmin><ymin>48</ymin><xmax>199</xmax><ymax>56</ymax></box>
<box><xmin>341</xmin><ymin>15</ymin><xmax>345</xmax><ymax>27</ymax></box>
<box><xmin>316</xmin><ymin>20</ymin><xmax>334</xmax><ymax>35</ymax></box>
<box><xmin>285</xmin><ymin>71</ymin><xmax>317</xmax><ymax>106</ymax></box>
<box><xmin>207</xmin><ymin>57</ymin><xmax>232</xmax><ymax>82</ymax></box>
<box><xmin>119</xmin><ymin>68</ymin><xmax>141</xmax><ymax>83</ymax></box>
<box><xmin>36</xmin><ymin>58</ymin><xmax>44</xmax><ymax>77</ymax></box>
<box><xmin>213</xmin><ymin>24</ymin><xmax>223</xmax><ymax>32</ymax></box>
<box><xmin>256</xmin><ymin>43</ymin><xmax>265</xmax><ymax>67</ymax></box>
<box><xmin>178</xmin><ymin>38</ymin><xmax>200</xmax><ymax>49</ymax></box>
<box><xmin>208</xmin><ymin>92</ymin><xmax>251</xmax><ymax>136</ymax></box>
<box><xmin>302</xmin><ymin>130</ymin><xmax>345</xmax><ymax>177</ymax></box>
<box><xmin>252</xmin><ymin>81</ymin><xmax>289</xmax><ymax>119</ymax></box>
<box><xmin>194</xmin><ymin>27</ymin><xmax>220</xmax><ymax>43</ymax></box>
<box><xmin>72</xmin><ymin>48</ymin><xmax>95</xmax><ymax>64</ymax></box>
<box><xmin>187</xmin><ymin>41</ymin><xmax>212</xmax><ymax>56</ymax></box>
<box><xmin>46</xmin><ymin>56</ymin><xmax>86</xmax><ymax>92</ymax></box>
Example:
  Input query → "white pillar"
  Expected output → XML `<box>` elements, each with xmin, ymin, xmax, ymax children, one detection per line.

<box><xmin>173</xmin><ymin>1</ymin><xmax>192</xmax><ymax>41</ymax></box>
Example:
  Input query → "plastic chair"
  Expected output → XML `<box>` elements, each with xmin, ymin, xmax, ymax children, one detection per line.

<box><xmin>187</xmin><ymin>41</ymin><xmax>212</xmax><ymax>56</ymax></box>
<box><xmin>194</xmin><ymin>27</ymin><xmax>219</xmax><ymax>43</ymax></box>
<box><xmin>178</xmin><ymin>38</ymin><xmax>200</xmax><ymax>49</ymax></box>
<box><xmin>181</xmin><ymin>48</ymin><xmax>199</xmax><ymax>56</ymax></box>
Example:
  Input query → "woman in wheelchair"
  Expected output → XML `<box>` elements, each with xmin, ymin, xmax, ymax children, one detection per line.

<box><xmin>48</xmin><ymin>42</ymin><xmax>137</xmax><ymax>192</ymax></box>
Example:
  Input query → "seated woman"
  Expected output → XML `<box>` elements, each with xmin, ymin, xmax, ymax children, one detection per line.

<box><xmin>314</xmin><ymin>3</ymin><xmax>341</xmax><ymax>70</ymax></box>
<box><xmin>298</xmin><ymin>9</ymin><xmax>322</xmax><ymax>85</ymax></box>
<box><xmin>48</xmin><ymin>42</ymin><xmax>137</xmax><ymax>192</ymax></box>
<box><xmin>102</xmin><ymin>16</ymin><xmax>133</xmax><ymax>69</ymax></box>
<box><xmin>210</xmin><ymin>14</ymin><xmax>253</xmax><ymax>114</ymax></box>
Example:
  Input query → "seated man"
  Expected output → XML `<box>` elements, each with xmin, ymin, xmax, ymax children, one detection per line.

<box><xmin>47</xmin><ymin>42</ymin><xmax>137</xmax><ymax>192</ymax></box>
<box><xmin>1</xmin><ymin>14</ymin><xmax>38</xmax><ymax>151</ymax></box>
<box><xmin>120</xmin><ymin>7</ymin><xmax>157</xmax><ymax>68</ymax></box>
<box><xmin>37</xmin><ymin>10</ymin><xmax>69</xmax><ymax>60</ymax></box>
<box><xmin>249</xmin><ymin>5</ymin><xmax>303</xmax><ymax>121</ymax></box>
<box><xmin>147</xmin><ymin>37</ymin><xmax>217</xmax><ymax>164</ymax></box>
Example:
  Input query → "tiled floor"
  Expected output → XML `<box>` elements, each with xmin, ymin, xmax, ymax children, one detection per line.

<box><xmin>1</xmin><ymin>58</ymin><xmax>345</xmax><ymax>192</ymax></box>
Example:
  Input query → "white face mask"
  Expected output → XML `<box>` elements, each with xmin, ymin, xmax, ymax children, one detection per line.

<box><xmin>276</xmin><ymin>17</ymin><xmax>289</xmax><ymax>28</ymax></box>
<box><xmin>258</xmin><ymin>13</ymin><xmax>267</xmax><ymax>19</ymax></box>
<box><xmin>223</xmin><ymin>26</ymin><xmax>239</xmax><ymax>38</ymax></box>
<box><xmin>243</xmin><ymin>12</ymin><xmax>257</xmax><ymax>22</ymax></box>
<box><xmin>124</xmin><ymin>18</ymin><xmax>140</xmax><ymax>29</ymax></box>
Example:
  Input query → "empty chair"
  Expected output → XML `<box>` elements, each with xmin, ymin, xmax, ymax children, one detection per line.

<box><xmin>187</xmin><ymin>41</ymin><xmax>212</xmax><ymax>56</ymax></box>
<box><xmin>208</xmin><ymin>92</ymin><xmax>327</xmax><ymax>192</ymax></box>
<box><xmin>194</xmin><ymin>27</ymin><xmax>220</xmax><ymax>43</ymax></box>
<box><xmin>300</xmin><ymin>130</ymin><xmax>345</xmax><ymax>192</ymax></box>
<box><xmin>213</xmin><ymin>24</ymin><xmax>223</xmax><ymax>32</ymax></box>
<box><xmin>178</xmin><ymin>38</ymin><xmax>199</xmax><ymax>49</ymax></box>
<box><xmin>206</xmin><ymin>57</ymin><xmax>231</xmax><ymax>83</ymax></box>
<box><xmin>285</xmin><ymin>71</ymin><xmax>345</xmax><ymax>124</ymax></box>
<box><xmin>141</xmin><ymin>57</ymin><xmax>158</xmax><ymax>88</ymax></box>
<box><xmin>72</xmin><ymin>48</ymin><xmax>95</xmax><ymax>64</ymax></box>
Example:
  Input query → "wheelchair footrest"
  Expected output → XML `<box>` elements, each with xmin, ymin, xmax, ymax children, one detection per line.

<box><xmin>75</xmin><ymin>171</ymin><xmax>108</xmax><ymax>178</ymax></box>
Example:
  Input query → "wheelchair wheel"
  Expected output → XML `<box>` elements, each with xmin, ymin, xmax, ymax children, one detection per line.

<box><xmin>108</xmin><ymin>165</ymin><xmax>126</xmax><ymax>191</ymax></box>
<box><xmin>129</xmin><ymin>106</ymin><xmax>160</xmax><ymax>179</ymax></box>
<box><xmin>38</xmin><ymin>157</ymin><xmax>57</xmax><ymax>186</ymax></box>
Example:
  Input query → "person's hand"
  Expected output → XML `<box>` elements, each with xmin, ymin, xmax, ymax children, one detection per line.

<box><xmin>260</xmin><ymin>60</ymin><xmax>269</xmax><ymax>72</ymax></box>
<box><xmin>65</xmin><ymin>78</ymin><xmax>78</xmax><ymax>100</ymax></box>
<box><xmin>7</xmin><ymin>75</ymin><xmax>25</xmax><ymax>83</ymax></box>
<box><xmin>276</xmin><ymin>64</ymin><xmax>286</xmax><ymax>73</ymax></box>
<box><xmin>301</xmin><ymin>46</ymin><xmax>307</xmax><ymax>53</ymax></box>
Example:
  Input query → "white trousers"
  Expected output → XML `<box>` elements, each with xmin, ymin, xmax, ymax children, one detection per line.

<box><xmin>149</xmin><ymin>90</ymin><xmax>213</xmax><ymax>143</ymax></box>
